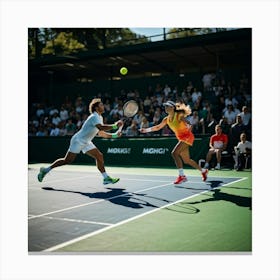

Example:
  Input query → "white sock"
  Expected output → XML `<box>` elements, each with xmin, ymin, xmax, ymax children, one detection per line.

<box><xmin>201</xmin><ymin>168</ymin><xmax>207</xmax><ymax>173</ymax></box>
<box><xmin>217</xmin><ymin>163</ymin><xmax>220</xmax><ymax>167</ymax></box>
<box><xmin>102</xmin><ymin>172</ymin><xmax>109</xmax><ymax>179</ymax></box>
<box><xmin>44</xmin><ymin>166</ymin><xmax>51</xmax><ymax>173</ymax></box>
<box><xmin>178</xmin><ymin>168</ymin><xmax>184</xmax><ymax>176</ymax></box>
<box><xmin>204</xmin><ymin>162</ymin><xmax>209</xmax><ymax>168</ymax></box>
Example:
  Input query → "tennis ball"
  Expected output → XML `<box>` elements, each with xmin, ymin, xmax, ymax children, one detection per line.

<box><xmin>120</xmin><ymin>67</ymin><xmax>128</xmax><ymax>75</ymax></box>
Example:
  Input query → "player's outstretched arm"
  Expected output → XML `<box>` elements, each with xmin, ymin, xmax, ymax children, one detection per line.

<box><xmin>139</xmin><ymin>118</ymin><xmax>167</xmax><ymax>133</ymax></box>
<box><xmin>96</xmin><ymin>120</ymin><xmax>123</xmax><ymax>132</ymax></box>
<box><xmin>98</xmin><ymin>130</ymin><xmax>122</xmax><ymax>139</ymax></box>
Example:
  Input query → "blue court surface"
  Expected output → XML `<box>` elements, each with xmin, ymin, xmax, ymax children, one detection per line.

<box><xmin>28</xmin><ymin>165</ymin><xmax>245</xmax><ymax>252</ymax></box>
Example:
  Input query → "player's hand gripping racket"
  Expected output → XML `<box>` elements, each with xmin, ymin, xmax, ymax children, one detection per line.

<box><xmin>117</xmin><ymin>100</ymin><xmax>139</xmax><ymax>132</ymax></box>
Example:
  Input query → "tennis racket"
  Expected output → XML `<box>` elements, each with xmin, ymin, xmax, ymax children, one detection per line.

<box><xmin>117</xmin><ymin>100</ymin><xmax>139</xmax><ymax>132</ymax></box>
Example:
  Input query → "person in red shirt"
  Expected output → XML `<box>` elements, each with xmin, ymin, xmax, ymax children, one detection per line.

<box><xmin>204</xmin><ymin>125</ymin><xmax>228</xmax><ymax>170</ymax></box>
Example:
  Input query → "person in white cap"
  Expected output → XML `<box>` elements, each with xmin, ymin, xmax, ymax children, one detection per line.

<box><xmin>140</xmin><ymin>100</ymin><xmax>208</xmax><ymax>184</ymax></box>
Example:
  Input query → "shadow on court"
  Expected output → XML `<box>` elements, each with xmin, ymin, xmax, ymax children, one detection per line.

<box><xmin>174</xmin><ymin>180</ymin><xmax>224</xmax><ymax>191</ymax></box>
<box><xmin>207</xmin><ymin>180</ymin><xmax>224</xmax><ymax>188</ymax></box>
<box><xmin>42</xmin><ymin>187</ymin><xmax>165</xmax><ymax>209</ymax></box>
<box><xmin>187</xmin><ymin>188</ymin><xmax>252</xmax><ymax>210</ymax></box>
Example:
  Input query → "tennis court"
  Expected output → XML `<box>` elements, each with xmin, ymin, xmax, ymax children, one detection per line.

<box><xmin>28</xmin><ymin>164</ymin><xmax>251</xmax><ymax>253</ymax></box>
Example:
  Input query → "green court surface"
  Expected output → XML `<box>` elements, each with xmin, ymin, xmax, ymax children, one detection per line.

<box><xmin>29</xmin><ymin>164</ymin><xmax>252</xmax><ymax>253</ymax></box>
<box><xmin>59</xmin><ymin>171</ymin><xmax>251</xmax><ymax>253</ymax></box>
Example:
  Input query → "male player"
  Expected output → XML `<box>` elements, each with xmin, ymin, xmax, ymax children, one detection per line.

<box><xmin>37</xmin><ymin>98</ymin><xmax>123</xmax><ymax>185</ymax></box>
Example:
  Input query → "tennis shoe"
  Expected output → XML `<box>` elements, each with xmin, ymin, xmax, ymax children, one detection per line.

<box><xmin>103</xmin><ymin>176</ymin><xmax>120</xmax><ymax>185</ymax></box>
<box><xmin>37</xmin><ymin>167</ymin><xmax>47</xmax><ymax>182</ymax></box>
<box><xmin>201</xmin><ymin>169</ymin><xmax>208</xmax><ymax>181</ymax></box>
<box><xmin>173</xmin><ymin>175</ymin><xmax>187</xmax><ymax>184</ymax></box>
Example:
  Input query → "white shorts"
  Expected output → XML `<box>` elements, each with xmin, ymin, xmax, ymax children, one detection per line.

<box><xmin>68</xmin><ymin>135</ymin><xmax>96</xmax><ymax>154</ymax></box>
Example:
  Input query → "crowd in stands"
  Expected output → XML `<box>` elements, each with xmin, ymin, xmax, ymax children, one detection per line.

<box><xmin>29</xmin><ymin>72</ymin><xmax>252</xmax><ymax>155</ymax></box>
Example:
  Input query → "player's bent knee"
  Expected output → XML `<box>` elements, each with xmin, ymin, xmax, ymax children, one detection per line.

<box><xmin>95</xmin><ymin>152</ymin><xmax>104</xmax><ymax>162</ymax></box>
<box><xmin>171</xmin><ymin>151</ymin><xmax>180</xmax><ymax>158</ymax></box>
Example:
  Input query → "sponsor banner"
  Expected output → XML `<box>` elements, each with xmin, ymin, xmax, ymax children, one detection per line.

<box><xmin>107</xmin><ymin>148</ymin><xmax>131</xmax><ymax>154</ymax></box>
<box><xmin>142</xmin><ymin>148</ymin><xmax>169</xmax><ymax>154</ymax></box>
<box><xmin>29</xmin><ymin>136</ymin><xmax>209</xmax><ymax>167</ymax></box>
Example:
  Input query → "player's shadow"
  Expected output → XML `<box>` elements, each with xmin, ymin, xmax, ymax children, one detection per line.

<box><xmin>187</xmin><ymin>188</ymin><xmax>252</xmax><ymax>210</ymax></box>
<box><xmin>42</xmin><ymin>186</ymin><xmax>159</xmax><ymax>209</ymax></box>
<box><xmin>174</xmin><ymin>180</ymin><xmax>224</xmax><ymax>191</ymax></box>
<box><xmin>207</xmin><ymin>180</ymin><xmax>224</xmax><ymax>189</ymax></box>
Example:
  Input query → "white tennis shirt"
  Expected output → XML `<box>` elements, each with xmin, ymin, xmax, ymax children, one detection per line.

<box><xmin>73</xmin><ymin>111</ymin><xmax>103</xmax><ymax>144</ymax></box>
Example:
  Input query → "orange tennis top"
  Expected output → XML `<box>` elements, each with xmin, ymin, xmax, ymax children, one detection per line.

<box><xmin>166</xmin><ymin>112</ymin><xmax>194</xmax><ymax>146</ymax></box>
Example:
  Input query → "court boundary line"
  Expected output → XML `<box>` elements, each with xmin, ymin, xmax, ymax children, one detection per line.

<box><xmin>43</xmin><ymin>177</ymin><xmax>247</xmax><ymax>252</ymax></box>
<box><xmin>40</xmin><ymin>216</ymin><xmax>113</xmax><ymax>226</ymax></box>
<box><xmin>29</xmin><ymin>166</ymin><xmax>248</xmax><ymax>180</ymax></box>
<box><xmin>28</xmin><ymin>182</ymin><xmax>173</xmax><ymax>220</ymax></box>
<box><xmin>29</xmin><ymin>174</ymin><xmax>230</xmax><ymax>220</ymax></box>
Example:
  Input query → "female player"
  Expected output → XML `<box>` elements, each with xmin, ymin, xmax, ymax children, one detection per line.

<box><xmin>37</xmin><ymin>98</ymin><xmax>123</xmax><ymax>185</ymax></box>
<box><xmin>140</xmin><ymin>100</ymin><xmax>208</xmax><ymax>184</ymax></box>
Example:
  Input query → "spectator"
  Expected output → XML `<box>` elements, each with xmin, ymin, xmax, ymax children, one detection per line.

<box><xmin>59</xmin><ymin>105</ymin><xmax>69</xmax><ymax>121</ymax></box>
<box><xmin>233</xmin><ymin>133</ymin><xmax>252</xmax><ymax>170</ymax></box>
<box><xmin>50</xmin><ymin>124</ymin><xmax>60</xmax><ymax>136</ymax></box>
<box><xmin>191</xmin><ymin>88</ymin><xmax>202</xmax><ymax>104</ymax></box>
<box><xmin>75</xmin><ymin>113</ymin><xmax>83</xmax><ymax>130</ymax></box>
<box><xmin>163</xmin><ymin>84</ymin><xmax>171</xmax><ymax>97</ymax></box>
<box><xmin>103</xmin><ymin>99</ymin><xmax>111</xmax><ymax>116</ymax></box>
<box><xmin>140</xmin><ymin>117</ymin><xmax>150</xmax><ymax>131</ymax></box>
<box><xmin>51</xmin><ymin>112</ymin><xmax>61</xmax><ymax>126</ymax></box>
<box><xmin>239</xmin><ymin>106</ymin><xmax>251</xmax><ymax>126</ymax></box>
<box><xmin>110</xmin><ymin>104</ymin><xmax>123</xmax><ymax>118</ymax></box>
<box><xmin>36</xmin><ymin>126</ymin><xmax>48</xmax><ymax>136</ymax></box>
<box><xmin>125</xmin><ymin>120</ymin><xmax>139</xmax><ymax>137</ymax></box>
<box><xmin>204</xmin><ymin>124</ymin><xmax>228</xmax><ymax>170</ymax></box>
<box><xmin>133</xmin><ymin>110</ymin><xmax>145</xmax><ymax>127</ymax></box>
<box><xmin>202</xmin><ymin>73</ymin><xmax>215</xmax><ymax>90</ymax></box>
<box><xmin>65</xmin><ymin>119</ymin><xmax>77</xmax><ymax>136</ymax></box>
<box><xmin>225</xmin><ymin>95</ymin><xmax>238</xmax><ymax>109</ymax></box>
<box><xmin>218</xmin><ymin>116</ymin><xmax>231</xmax><ymax>135</ymax></box>
<box><xmin>206</xmin><ymin>113</ymin><xmax>217</xmax><ymax>134</ymax></box>
<box><xmin>230</xmin><ymin>114</ymin><xmax>246</xmax><ymax>149</ymax></box>
<box><xmin>186</xmin><ymin>81</ymin><xmax>194</xmax><ymax>94</ymax></box>
<box><xmin>49</xmin><ymin>106</ymin><xmax>59</xmax><ymax>117</ymax></box>
<box><xmin>152</xmin><ymin>108</ymin><xmax>163</xmax><ymax>126</ymax></box>
<box><xmin>188</xmin><ymin>111</ymin><xmax>204</xmax><ymax>134</ymax></box>
<box><xmin>58</xmin><ymin>121</ymin><xmax>67</xmax><ymax>136</ymax></box>
<box><xmin>75</xmin><ymin>97</ymin><xmax>85</xmax><ymax>114</ymax></box>
<box><xmin>143</xmin><ymin>96</ymin><xmax>152</xmax><ymax>109</ymax></box>
<box><xmin>223</xmin><ymin>104</ymin><xmax>238</xmax><ymax>125</ymax></box>
<box><xmin>36</xmin><ymin>104</ymin><xmax>45</xmax><ymax>118</ymax></box>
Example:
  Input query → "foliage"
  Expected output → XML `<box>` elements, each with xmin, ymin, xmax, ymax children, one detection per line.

<box><xmin>166</xmin><ymin>28</ymin><xmax>227</xmax><ymax>39</ymax></box>
<box><xmin>28</xmin><ymin>28</ymin><xmax>229</xmax><ymax>59</ymax></box>
<box><xmin>28</xmin><ymin>28</ymin><xmax>149</xmax><ymax>59</ymax></box>
<box><xmin>42</xmin><ymin>32</ymin><xmax>85</xmax><ymax>55</ymax></box>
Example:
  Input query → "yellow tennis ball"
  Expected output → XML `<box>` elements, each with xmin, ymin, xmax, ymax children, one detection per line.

<box><xmin>120</xmin><ymin>67</ymin><xmax>128</xmax><ymax>75</ymax></box>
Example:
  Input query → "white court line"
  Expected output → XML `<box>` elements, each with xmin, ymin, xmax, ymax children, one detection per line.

<box><xmin>28</xmin><ymin>174</ymin><xmax>97</xmax><ymax>187</ymax></box>
<box><xmin>40</xmin><ymin>216</ymin><xmax>113</xmax><ymax>226</ymax></box>
<box><xmin>28</xmin><ymin>182</ymin><xmax>173</xmax><ymax>220</ymax></box>
<box><xmin>29</xmin><ymin>176</ymin><xmax>245</xmax><ymax>220</ymax></box>
<box><xmin>28</xmin><ymin>172</ymin><xmax>211</xmax><ymax>187</ymax></box>
<box><xmin>44</xmin><ymin>177</ymin><xmax>248</xmax><ymax>252</ymax></box>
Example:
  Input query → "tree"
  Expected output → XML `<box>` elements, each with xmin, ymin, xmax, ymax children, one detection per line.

<box><xmin>28</xmin><ymin>28</ymin><xmax>149</xmax><ymax>59</ymax></box>
<box><xmin>42</xmin><ymin>32</ymin><xmax>85</xmax><ymax>55</ymax></box>
<box><xmin>166</xmin><ymin>28</ymin><xmax>228</xmax><ymax>39</ymax></box>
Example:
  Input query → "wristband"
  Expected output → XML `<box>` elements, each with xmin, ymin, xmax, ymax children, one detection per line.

<box><xmin>112</xmin><ymin>123</ymin><xmax>118</xmax><ymax>130</ymax></box>
<box><xmin>146</xmin><ymin>127</ymin><xmax>152</xmax><ymax>132</ymax></box>
<box><xmin>112</xmin><ymin>132</ymin><xmax>118</xmax><ymax>138</ymax></box>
